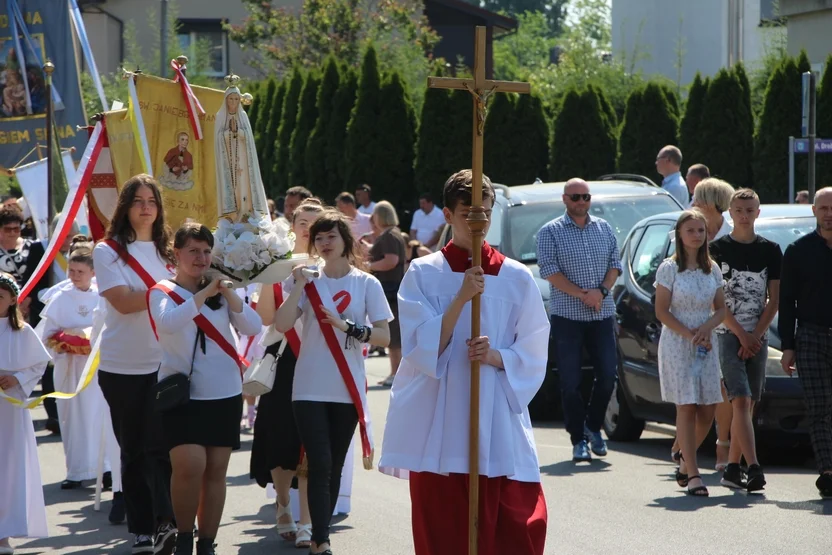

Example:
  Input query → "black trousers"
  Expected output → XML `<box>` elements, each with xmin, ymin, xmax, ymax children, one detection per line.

<box><xmin>99</xmin><ymin>370</ymin><xmax>174</xmax><ymax>535</ymax></box>
<box><xmin>796</xmin><ymin>324</ymin><xmax>832</xmax><ymax>473</ymax></box>
<box><xmin>293</xmin><ymin>401</ymin><xmax>358</xmax><ymax>546</ymax></box>
<box><xmin>41</xmin><ymin>363</ymin><xmax>58</xmax><ymax>420</ymax></box>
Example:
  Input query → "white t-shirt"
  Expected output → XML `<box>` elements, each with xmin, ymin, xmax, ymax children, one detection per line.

<box><xmin>149</xmin><ymin>282</ymin><xmax>262</xmax><ymax>400</ymax></box>
<box><xmin>293</xmin><ymin>268</ymin><xmax>393</xmax><ymax>403</ymax></box>
<box><xmin>410</xmin><ymin>207</ymin><xmax>446</xmax><ymax>245</ymax></box>
<box><xmin>93</xmin><ymin>241</ymin><xmax>176</xmax><ymax>375</ymax></box>
<box><xmin>349</xmin><ymin>211</ymin><xmax>373</xmax><ymax>238</ymax></box>
<box><xmin>357</xmin><ymin>202</ymin><xmax>376</xmax><ymax>215</ymax></box>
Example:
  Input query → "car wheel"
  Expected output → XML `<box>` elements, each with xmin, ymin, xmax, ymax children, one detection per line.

<box><xmin>604</xmin><ymin>381</ymin><xmax>645</xmax><ymax>441</ymax></box>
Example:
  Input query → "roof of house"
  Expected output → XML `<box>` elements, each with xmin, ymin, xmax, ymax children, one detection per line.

<box><xmin>423</xmin><ymin>0</ymin><xmax>518</xmax><ymax>34</ymax></box>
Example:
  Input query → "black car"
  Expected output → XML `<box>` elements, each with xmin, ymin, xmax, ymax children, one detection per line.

<box><xmin>607</xmin><ymin>204</ymin><xmax>816</xmax><ymax>445</ymax></box>
<box><xmin>436</xmin><ymin>178</ymin><xmax>684</xmax><ymax>420</ymax></box>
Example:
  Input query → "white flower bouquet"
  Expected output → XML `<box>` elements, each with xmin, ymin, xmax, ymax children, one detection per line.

<box><xmin>211</xmin><ymin>215</ymin><xmax>307</xmax><ymax>287</ymax></box>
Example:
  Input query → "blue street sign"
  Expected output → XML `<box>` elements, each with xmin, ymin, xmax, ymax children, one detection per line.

<box><xmin>794</xmin><ymin>138</ymin><xmax>832</xmax><ymax>153</ymax></box>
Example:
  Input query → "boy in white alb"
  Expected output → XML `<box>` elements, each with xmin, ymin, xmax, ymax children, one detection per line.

<box><xmin>380</xmin><ymin>171</ymin><xmax>550</xmax><ymax>555</ymax></box>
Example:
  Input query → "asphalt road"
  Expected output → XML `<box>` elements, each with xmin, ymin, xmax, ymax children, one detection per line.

<box><xmin>13</xmin><ymin>356</ymin><xmax>832</xmax><ymax>555</ymax></box>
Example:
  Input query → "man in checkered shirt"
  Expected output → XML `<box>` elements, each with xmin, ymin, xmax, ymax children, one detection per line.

<box><xmin>536</xmin><ymin>178</ymin><xmax>622</xmax><ymax>463</ymax></box>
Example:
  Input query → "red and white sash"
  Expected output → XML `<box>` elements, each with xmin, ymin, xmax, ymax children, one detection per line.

<box><xmin>304</xmin><ymin>280</ymin><xmax>374</xmax><ymax>470</ymax></box>
<box><xmin>148</xmin><ymin>280</ymin><xmax>249</xmax><ymax>375</ymax></box>
<box><xmin>103</xmin><ymin>239</ymin><xmax>162</xmax><ymax>290</ymax></box>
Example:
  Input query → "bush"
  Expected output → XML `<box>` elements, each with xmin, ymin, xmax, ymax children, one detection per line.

<box><xmin>305</xmin><ymin>58</ymin><xmax>342</xmax><ymax>196</ymax></box>
<box><xmin>618</xmin><ymin>82</ymin><xmax>678</xmax><ymax>177</ymax></box>
<box><xmin>679</xmin><ymin>73</ymin><xmax>708</xmax><ymax>167</ymax></box>
<box><xmin>273</xmin><ymin>68</ymin><xmax>304</xmax><ymax>194</ymax></box>
<box><xmin>699</xmin><ymin>68</ymin><xmax>753</xmax><ymax>188</ymax></box>
<box><xmin>345</xmin><ymin>46</ymin><xmax>383</xmax><ymax>191</ymax></box>
<box><xmin>289</xmin><ymin>70</ymin><xmax>321</xmax><ymax>188</ymax></box>
<box><xmin>376</xmin><ymin>72</ymin><xmax>417</xmax><ymax>207</ymax></box>
<box><xmin>550</xmin><ymin>87</ymin><xmax>616</xmax><ymax>180</ymax></box>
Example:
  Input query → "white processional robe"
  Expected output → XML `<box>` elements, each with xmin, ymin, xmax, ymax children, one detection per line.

<box><xmin>379</xmin><ymin>251</ymin><xmax>550</xmax><ymax>483</ymax></box>
<box><xmin>0</xmin><ymin>320</ymin><xmax>51</xmax><ymax>540</ymax></box>
<box><xmin>39</xmin><ymin>283</ymin><xmax>113</xmax><ymax>482</ymax></box>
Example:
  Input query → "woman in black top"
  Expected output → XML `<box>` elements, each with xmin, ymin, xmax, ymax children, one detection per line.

<box><xmin>365</xmin><ymin>201</ymin><xmax>406</xmax><ymax>386</ymax></box>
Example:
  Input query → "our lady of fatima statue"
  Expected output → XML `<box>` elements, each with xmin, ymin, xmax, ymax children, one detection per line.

<box><xmin>214</xmin><ymin>75</ymin><xmax>269</xmax><ymax>223</ymax></box>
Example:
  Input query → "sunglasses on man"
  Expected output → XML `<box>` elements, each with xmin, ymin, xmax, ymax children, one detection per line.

<box><xmin>566</xmin><ymin>193</ymin><xmax>591</xmax><ymax>202</ymax></box>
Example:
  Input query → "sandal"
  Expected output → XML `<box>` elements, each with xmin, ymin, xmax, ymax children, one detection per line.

<box><xmin>671</xmin><ymin>449</ymin><xmax>682</xmax><ymax>464</ymax></box>
<box><xmin>675</xmin><ymin>468</ymin><xmax>689</xmax><ymax>488</ymax></box>
<box><xmin>276</xmin><ymin>501</ymin><xmax>298</xmax><ymax>540</ymax></box>
<box><xmin>377</xmin><ymin>375</ymin><xmax>395</xmax><ymax>387</ymax></box>
<box><xmin>685</xmin><ymin>475</ymin><xmax>709</xmax><ymax>497</ymax></box>
<box><xmin>295</xmin><ymin>524</ymin><xmax>312</xmax><ymax>548</ymax></box>
<box><xmin>715</xmin><ymin>440</ymin><xmax>730</xmax><ymax>471</ymax></box>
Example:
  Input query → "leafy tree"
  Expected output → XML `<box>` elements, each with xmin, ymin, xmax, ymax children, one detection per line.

<box><xmin>484</xmin><ymin>93</ymin><xmax>518</xmax><ymax>184</ymax></box>
<box><xmin>512</xmin><ymin>93</ymin><xmax>551</xmax><ymax>183</ymax></box>
<box><xmin>679</xmin><ymin>73</ymin><xmax>708</xmax><ymax>167</ymax></box>
<box><xmin>305</xmin><ymin>58</ymin><xmax>342</xmax><ymax>196</ymax></box>
<box><xmin>493</xmin><ymin>11</ymin><xmax>558</xmax><ymax>82</ymax></box>
<box><xmin>818</xmin><ymin>55</ymin><xmax>832</xmax><ymax>188</ymax></box>
<box><xmin>478</xmin><ymin>0</ymin><xmax>568</xmax><ymax>36</ymax></box>
<box><xmin>753</xmin><ymin>52</ymin><xmax>811</xmax><ymax>201</ymax></box>
<box><xmin>618</xmin><ymin>82</ymin><xmax>678</xmax><ymax>177</ymax></box>
<box><xmin>550</xmin><ymin>87</ymin><xmax>616</xmax><ymax>180</ymax></box>
<box><xmin>324</xmin><ymin>68</ymin><xmax>358</xmax><ymax>202</ymax></box>
<box><xmin>345</xmin><ymin>46</ymin><xmax>383</xmax><ymax>191</ymax></box>
<box><xmin>289</xmin><ymin>71</ymin><xmax>321</xmax><ymax>187</ymax></box>
<box><xmin>260</xmin><ymin>80</ymin><xmax>287</xmax><ymax>189</ymax></box>
<box><xmin>699</xmin><ymin>68</ymin><xmax>753</xmax><ymax>188</ymax></box>
<box><xmin>254</xmin><ymin>79</ymin><xmax>277</xmax><ymax>155</ymax></box>
<box><xmin>273</xmin><ymin>69</ymin><xmax>304</xmax><ymax>195</ymax></box>
<box><xmin>375</xmin><ymin>72</ymin><xmax>417</xmax><ymax>208</ymax></box>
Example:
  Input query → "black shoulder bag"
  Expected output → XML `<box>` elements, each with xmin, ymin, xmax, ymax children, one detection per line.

<box><xmin>152</xmin><ymin>329</ymin><xmax>203</xmax><ymax>412</ymax></box>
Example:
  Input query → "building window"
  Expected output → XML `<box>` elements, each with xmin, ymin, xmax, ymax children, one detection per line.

<box><xmin>177</xmin><ymin>19</ymin><xmax>228</xmax><ymax>77</ymax></box>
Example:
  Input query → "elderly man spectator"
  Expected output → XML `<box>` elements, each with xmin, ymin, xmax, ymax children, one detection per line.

<box><xmin>536</xmin><ymin>178</ymin><xmax>622</xmax><ymax>463</ymax></box>
<box><xmin>796</xmin><ymin>190</ymin><xmax>810</xmax><ymax>204</ymax></box>
<box><xmin>355</xmin><ymin>183</ymin><xmax>376</xmax><ymax>215</ymax></box>
<box><xmin>409</xmin><ymin>193</ymin><xmax>446</xmax><ymax>250</ymax></box>
<box><xmin>283</xmin><ymin>186</ymin><xmax>312</xmax><ymax>222</ymax></box>
<box><xmin>336</xmin><ymin>191</ymin><xmax>373</xmax><ymax>239</ymax></box>
<box><xmin>656</xmin><ymin>145</ymin><xmax>690</xmax><ymax>206</ymax></box>
<box><xmin>779</xmin><ymin>187</ymin><xmax>832</xmax><ymax>499</ymax></box>
<box><xmin>685</xmin><ymin>164</ymin><xmax>710</xmax><ymax>208</ymax></box>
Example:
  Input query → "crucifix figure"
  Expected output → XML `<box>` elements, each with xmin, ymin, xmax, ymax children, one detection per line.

<box><xmin>428</xmin><ymin>26</ymin><xmax>531</xmax><ymax>555</ymax></box>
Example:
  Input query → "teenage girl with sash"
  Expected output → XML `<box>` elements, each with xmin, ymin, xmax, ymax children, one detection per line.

<box><xmin>275</xmin><ymin>210</ymin><xmax>393</xmax><ymax>555</ymax></box>
<box><xmin>0</xmin><ymin>272</ymin><xmax>51</xmax><ymax>555</ymax></box>
<box><xmin>251</xmin><ymin>199</ymin><xmax>323</xmax><ymax>548</ymax></box>
<box><xmin>148</xmin><ymin>223</ymin><xmax>262</xmax><ymax>555</ymax></box>
<box><xmin>93</xmin><ymin>174</ymin><xmax>178</xmax><ymax>555</ymax></box>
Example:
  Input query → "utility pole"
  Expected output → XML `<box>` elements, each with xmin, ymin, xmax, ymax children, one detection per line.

<box><xmin>803</xmin><ymin>71</ymin><xmax>817</xmax><ymax>202</ymax></box>
<box><xmin>160</xmin><ymin>0</ymin><xmax>168</xmax><ymax>77</ymax></box>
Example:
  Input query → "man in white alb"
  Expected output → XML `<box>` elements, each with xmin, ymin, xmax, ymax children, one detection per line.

<box><xmin>409</xmin><ymin>193</ymin><xmax>446</xmax><ymax>251</ymax></box>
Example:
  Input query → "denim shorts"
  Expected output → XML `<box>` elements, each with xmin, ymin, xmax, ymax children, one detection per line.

<box><xmin>717</xmin><ymin>332</ymin><xmax>767</xmax><ymax>401</ymax></box>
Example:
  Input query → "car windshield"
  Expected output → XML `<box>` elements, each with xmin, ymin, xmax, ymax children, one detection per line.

<box><xmin>508</xmin><ymin>195</ymin><xmax>681</xmax><ymax>262</ymax></box>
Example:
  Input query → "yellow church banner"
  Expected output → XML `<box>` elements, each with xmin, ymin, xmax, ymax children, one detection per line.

<box><xmin>104</xmin><ymin>74</ymin><xmax>225</xmax><ymax>227</ymax></box>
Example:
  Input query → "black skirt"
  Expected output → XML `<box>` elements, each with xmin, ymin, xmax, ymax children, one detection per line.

<box><xmin>163</xmin><ymin>394</ymin><xmax>243</xmax><ymax>451</ymax></box>
<box><xmin>249</xmin><ymin>339</ymin><xmax>303</xmax><ymax>488</ymax></box>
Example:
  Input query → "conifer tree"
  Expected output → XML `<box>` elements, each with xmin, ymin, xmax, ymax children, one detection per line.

<box><xmin>445</xmin><ymin>89</ymin><xmax>474</xmax><ymax>193</ymax></box>
<box><xmin>550</xmin><ymin>88</ymin><xmax>615</xmax><ymax>180</ymax></box>
<box><xmin>376</xmin><ymin>72</ymin><xmax>417</xmax><ymax>207</ymax></box>
<box><xmin>618</xmin><ymin>83</ymin><xmax>678</xmax><ymax>177</ymax></box>
<box><xmin>255</xmin><ymin>79</ymin><xmax>277</xmax><ymax>158</ymax></box>
<box><xmin>590</xmin><ymin>83</ymin><xmax>618</xmax><ymax>129</ymax></box>
<box><xmin>289</xmin><ymin>71</ymin><xmax>321</xmax><ymax>188</ymax></box>
<box><xmin>817</xmin><ymin>55</ymin><xmax>832</xmax><ymax>188</ymax></box>
<box><xmin>305</xmin><ymin>58</ymin><xmax>341</xmax><ymax>196</ymax></box>
<box><xmin>324</xmin><ymin>68</ymin><xmax>358</xmax><ymax>203</ymax></box>
<box><xmin>247</xmin><ymin>86</ymin><xmax>262</xmax><ymax>139</ymax></box>
<box><xmin>260</xmin><ymin>80</ymin><xmax>286</xmax><ymax>191</ymax></box>
<box><xmin>273</xmin><ymin>69</ymin><xmax>304</xmax><ymax>194</ymax></box>
<box><xmin>511</xmin><ymin>93</ymin><xmax>550</xmax><ymax>183</ymax></box>
<box><xmin>483</xmin><ymin>93</ymin><xmax>517</xmax><ymax>184</ymax></box>
<box><xmin>680</xmin><ymin>73</ymin><xmax>708</xmax><ymax>167</ymax></box>
<box><xmin>345</xmin><ymin>46</ymin><xmax>382</xmax><ymax>190</ymax></box>
<box><xmin>699</xmin><ymin>68</ymin><xmax>753</xmax><ymax>188</ymax></box>
<box><xmin>414</xmin><ymin>88</ymin><xmax>452</xmax><ymax>202</ymax></box>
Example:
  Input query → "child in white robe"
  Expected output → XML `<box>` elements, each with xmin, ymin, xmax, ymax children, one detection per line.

<box><xmin>0</xmin><ymin>272</ymin><xmax>51</xmax><ymax>555</ymax></box>
<box><xmin>38</xmin><ymin>238</ymin><xmax>114</xmax><ymax>489</ymax></box>
<box><xmin>379</xmin><ymin>171</ymin><xmax>550</xmax><ymax>555</ymax></box>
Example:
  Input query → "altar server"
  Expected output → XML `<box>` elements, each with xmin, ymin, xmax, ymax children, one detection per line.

<box><xmin>0</xmin><ymin>272</ymin><xmax>51</xmax><ymax>555</ymax></box>
<box><xmin>379</xmin><ymin>170</ymin><xmax>550</xmax><ymax>555</ymax></box>
<box><xmin>39</xmin><ymin>237</ymin><xmax>114</xmax><ymax>489</ymax></box>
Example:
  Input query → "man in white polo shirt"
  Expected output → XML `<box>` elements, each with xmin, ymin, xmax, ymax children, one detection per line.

<box><xmin>409</xmin><ymin>193</ymin><xmax>446</xmax><ymax>250</ymax></box>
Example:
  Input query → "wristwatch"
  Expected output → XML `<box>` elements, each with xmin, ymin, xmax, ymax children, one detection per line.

<box><xmin>599</xmin><ymin>286</ymin><xmax>610</xmax><ymax>298</ymax></box>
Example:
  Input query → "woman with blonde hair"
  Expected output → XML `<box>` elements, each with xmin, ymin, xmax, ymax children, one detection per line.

<box><xmin>655</xmin><ymin>210</ymin><xmax>726</xmax><ymax>496</ymax></box>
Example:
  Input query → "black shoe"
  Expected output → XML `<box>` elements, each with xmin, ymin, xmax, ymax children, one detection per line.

<box><xmin>154</xmin><ymin>523</ymin><xmax>177</xmax><ymax>555</ymax></box>
<box><xmin>132</xmin><ymin>535</ymin><xmax>155</xmax><ymax>555</ymax></box>
<box><xmin>174</xmin><ymin>532</ymin><xmax>194</xmax><ymax>554</ymax></box>
<box><xmin>60</xmin><ymin>479</ymin><xmax>83</xmax><ymax>490</ymax></box>
<box><xmin>103</xmin><ymin>471</ymin><xmax>113</xmax><ymax>491</ymax></box>
<box><xmin>720</xmin><ymin>463</ymin><xmax>746</xmax><ymax>490</ymax></box>
<box><xmin>746</xmin><ymin>464</ymin><xmax>766</xmax><ymax>492</ymax></box>
<box><xmin>45</xmin><ymin>417</ymin><xmax>61</xmax><ymax>435</ymax></box>
<box><xmin>816</xmin><ymin>473</ymin><xmax>832</xmax><ymax>498</ymax></box>
<box><xmin>109</xmin><ymin>492</ymin><xmax>126</xmax><ymax>524</ymax></box>
<box><xmin>195</xmin><ymin>538</ymin><xmax>215</xmax><ymax>555</ymax></box>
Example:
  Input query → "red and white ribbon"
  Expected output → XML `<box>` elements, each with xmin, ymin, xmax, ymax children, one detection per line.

<box><xmin>170</xmin><ymin>59</ymin><xmax>205</xmax><ymax>140</ymax></box>
<box><xmin>18</xmin><ymin>123</ymin><xmax>106</xmax><ymax>302</ymax></box>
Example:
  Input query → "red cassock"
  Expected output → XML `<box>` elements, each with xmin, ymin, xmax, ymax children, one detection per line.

<box><xmin>410</xmin><ymin>471</ymin><xmax>547</xmax><ymax>555</ymax></box>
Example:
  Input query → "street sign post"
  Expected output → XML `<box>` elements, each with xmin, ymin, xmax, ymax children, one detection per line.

<box><xmin>788</xmin><ymin>136</ymin><xmax>831</xmax><ymax>204</ymax></box>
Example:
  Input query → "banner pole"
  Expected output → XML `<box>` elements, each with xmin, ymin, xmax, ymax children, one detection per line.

<box><xmin>45</xmin><ymin>60</ymin><xmax>55</xmax><ymax>239</ymax></box>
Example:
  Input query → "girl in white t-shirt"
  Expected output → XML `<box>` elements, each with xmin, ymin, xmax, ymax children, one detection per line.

<box><xmin>276</xmin><ymin>210</ymin><xmax>392</xmax><ymax>555</ymax></box>
<box><xmin>149</xmin><ymin>223</ymin><xmax>261</xmax><ymax>555</ymax></box>
<box><xmin>92</xmin><ymin>174</ymin><xmax>177</xmax><ymax>555</ymax></box>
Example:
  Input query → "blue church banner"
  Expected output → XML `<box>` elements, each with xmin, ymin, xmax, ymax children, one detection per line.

<box><xmin>0</xmin><ymin>0</ymin><xmax>87</xmax><ymax>169</ymax></box>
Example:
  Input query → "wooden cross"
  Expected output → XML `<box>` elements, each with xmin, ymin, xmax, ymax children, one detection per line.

<box><xmin>427</xmin><ymin>25</ymin><xmax>530</xmax><ymax>555</ymax></box>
